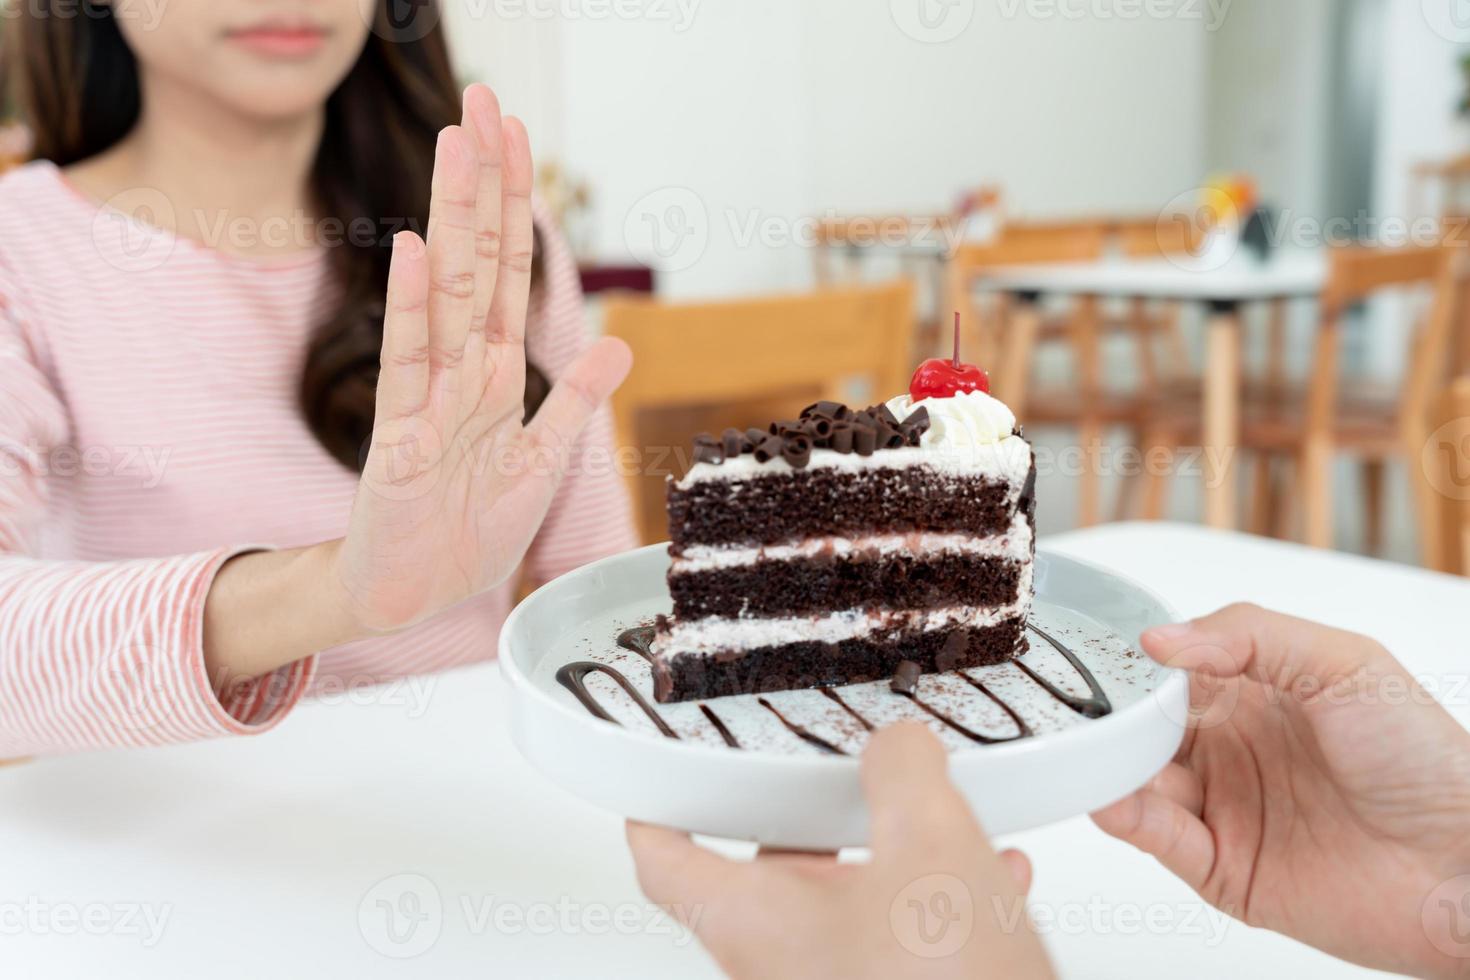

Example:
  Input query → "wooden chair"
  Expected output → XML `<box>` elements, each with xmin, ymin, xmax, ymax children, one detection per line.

<box><xmin>1428</xmin><ymin>376</ymin><xmax>1470</xmax><ymax>576</ymax></box>
<box><xmin>1142</xmin><ymin>245</ymin><xmax>1466</xmax><ymax>562</ymax></box>
<box><xmin>604</xmin><ymin>282</ymin><xmax>914</xmax><ymax>542</ymax></box>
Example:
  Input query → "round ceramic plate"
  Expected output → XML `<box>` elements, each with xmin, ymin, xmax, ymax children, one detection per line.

<box><xmin>500</xmin><ymin>544</ymin><xmax>1188</xmax><ymax>849</ymax></box>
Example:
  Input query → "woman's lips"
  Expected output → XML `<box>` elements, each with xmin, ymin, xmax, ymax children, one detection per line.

<box><xmin>226</xmin><ymin>25</ymin><xmax>329</xmax><ymax>58</ymax></box>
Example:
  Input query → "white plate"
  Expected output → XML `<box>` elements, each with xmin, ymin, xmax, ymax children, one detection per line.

<box><xmin>500</xmin><ymin>544</ymin><xmax>1188</xmax><ymax>848</ymax></box>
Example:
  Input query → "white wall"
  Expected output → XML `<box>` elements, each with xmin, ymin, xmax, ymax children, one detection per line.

<box><xmin>447</xmin><ymin>1</ymin><xmax>1211</xmax><ymax>299</ymax></box>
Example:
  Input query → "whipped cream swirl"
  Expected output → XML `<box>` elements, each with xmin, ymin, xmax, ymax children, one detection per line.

<box><xmin>884</xmin><ymin>389</ymin><xmax>1017</xmax><ymax>450</ymax></box>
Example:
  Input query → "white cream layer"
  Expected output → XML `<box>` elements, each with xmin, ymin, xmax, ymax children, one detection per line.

<box><xmin>655</xmin><ymin>564</ymin><xmax>1034</xmax><ymax>658</ymax></box>
<box><xmin>671</xmin><ymin>513</ymin><xmax>1033</xmax><ymax>574</ymax></box>
<box><xmin>675</xmin><ymin>434</ymin><xmax>1033</xmax><ymax>488</ymax></box>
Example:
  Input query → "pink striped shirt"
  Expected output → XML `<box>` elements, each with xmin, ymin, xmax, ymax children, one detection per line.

<box><xmin>0</xmin><ymin>161</ymin><xmax>636</xmax><ymax>756</ymax></box>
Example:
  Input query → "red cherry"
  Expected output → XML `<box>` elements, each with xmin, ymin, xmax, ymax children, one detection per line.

<box><xmin>909</xmin><ymin>312</ymin><xmax>990</xmax><ymax>400</ymax></box>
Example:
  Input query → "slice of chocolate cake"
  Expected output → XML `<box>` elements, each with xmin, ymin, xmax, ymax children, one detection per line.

<box><xmin>649</xmin><ymin>387</ymin><xmax>1036</xmax><ymax>703</ymax></box>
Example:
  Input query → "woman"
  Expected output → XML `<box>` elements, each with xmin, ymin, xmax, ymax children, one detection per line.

<box><xmin>0</xmin><ymin>0</ymin><xmax>635</xmax><ymax>755</ymax></box>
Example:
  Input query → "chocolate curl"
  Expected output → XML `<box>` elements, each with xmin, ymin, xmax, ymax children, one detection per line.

<box><xmin>744</xmin><ymin>427</ymin><xmax>767</xmax><ymax>451</ymax></box>
<box><xmin>890</xmin><ymin>660</ymin><xmax>922</xmax><ymax>695</ymax></box>
<box><xmin>753</xmin><ymin>434</ymin><xmax>785</xmax><ymax>463</ymax></box>
<box><xmin>853</xmin><ymin>424</ymin><xmax>877</xmax><ymax>456</ymax></box>
<box><xmin>692</xmin><ymin>433</ymin><xmax>724</xmax><ymax>465</ymax></box>
<box><xmin>906</xmin><ymin>406</ymin><xmax>930</xmax><ymax>432</ymax></box>
<box><xmin>829</xmin><ymin>423</ymin><xmax>854</xmax><ymax>453</ymax></box>
<box><xmin>873</xmin><ymin>404</ymin><xmax>900</xmax><ymax>426</ymax></box>
<box><xmin>802</xmin><ymin>400</ymin><xmax>849</xmax><ymax>421</ymax></box>
<box><xmin>781</xmin><ymin>434</ymin><xmax>812</xmax><ymax>469</ymax></box>
<box><xmin>721</xmin><ymin>428</ymin><xmax>744</xmax><ymax>457</ymax></box>
<box><xmin>878</xmin><ymin>425</ymin><xmax>906</xmax><ymax>450</ymax></box>
<box><xmin>905</xmin><ymin>425</ymin><xmax>924</xmax><ymax>447</ymax></box>
<box><xmin>768</xmin><ymin>419</ymin><xmax>802</xmax><ymax>437</ymax></box>
<box><xmin>801</xmin><ymin>416</ymin><xmax>833</xmax><ymax>440</ymax></box>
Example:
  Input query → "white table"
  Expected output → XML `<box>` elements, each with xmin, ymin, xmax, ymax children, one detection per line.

<box><xmin>980</xmin><ymin>252</ymin><xmax>1328</xmax><ymax>530</ymax></box>
<box><xmin>1</xmin><ymin>523</ymin><xmax>1462</xmax><ymax>979</ymax></box>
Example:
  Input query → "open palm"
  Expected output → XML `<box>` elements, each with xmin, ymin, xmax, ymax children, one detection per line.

<box><xmin>336</xmin><ymin>85</ymin><xmax>631</xmax><ymax>633</ymax></box>
<box><xmin>1093</xmin><ymin>604</ymin><xmax>1470</xmax><ymax>978</ymax></box>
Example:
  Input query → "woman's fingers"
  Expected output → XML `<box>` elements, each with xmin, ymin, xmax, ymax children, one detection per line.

<box><xmin>1090</xmin><ymin>788</ymin><xmax>1215</xmax><ymax>893</ymax></box>
<box><xmin>998</xmin><ymin>848</ymin><xmax>1034</xmax><ymax>894</ymax></box>
<box><xmin>376</xmin><ymin>231</ymin><xmax>431</xmax><ymax>419</ymax></box>
<box><xmin>626</xmin><ymin>822</ymin><xmax>751</xmax><ymax>919</ymax></box>
<box><xmin>1140</xmin><ymin>603</ymin><xmax>1391</xmax><ymax>698</ymax></box>
<box><xmin>861</xmin><ymin>722</ymin><xmax>988</xmax><ymax>867</ymax></box>
<box><xmin>483</xmin><ymin>116</ymin><xmax>536</xmax><ymax>349</ymax></box>
<box><xmin>424</xmin><ymin>125</ymin><xmax>481</xmax><ymax>399</ymax></box>
<box><xmin>525</xmin><ymin>337</ymin><xmax>633</xmax><ymax>460</ymax></box>
<box><xmin>461</xmin><ymin>84</ymin><xmax>504</xmax><ymax>338</ymax></box>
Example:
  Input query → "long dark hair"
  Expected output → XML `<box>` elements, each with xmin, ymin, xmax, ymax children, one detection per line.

<box><xmin>2</xmin><ymin>1</ymin><xmax>545</xmax><ymax>470</ymax></box>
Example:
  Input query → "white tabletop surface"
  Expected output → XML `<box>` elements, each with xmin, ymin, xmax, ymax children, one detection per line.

<box><xmin>980</xmin><ymin>251</ymin><xmax>1327</xmax><ymax>301</ymax></box>
<box><xmin>2</xmin><ymin>522</ymin><xmax>1465</xmax><ymax>980</ymax></box>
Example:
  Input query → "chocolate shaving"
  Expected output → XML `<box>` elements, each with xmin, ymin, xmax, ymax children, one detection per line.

<box><xmin>890</xmin><ymin>660</ymin><xmax>922</xmax><ymax>695</ymax></box>
<box><xmin>781</xmin><ymin>434</ymin><xmax>812</xmax><ymax>468</ymax></box>
<box><xmin>692</xmin><ymin>433</ymin><xmax>723</xmax><ymax>465</ymax></box>
<box><xmin>721</xmin><ymin>428</ymin><xmax>744</xmax><ymax>457</ymax></box>
<box><xmin>685</xmin><ymin>394</ymin><xmax>946</xmax><ymax>468</ymax></box>
<box><xmin>753</xmin><ymin>434</ymin><xmax>784</xmax><ymax>463</ymax></box>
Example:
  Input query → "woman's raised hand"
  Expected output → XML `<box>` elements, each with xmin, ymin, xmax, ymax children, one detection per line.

<box><xmin>337</xmin><ymin>84</ymin><xmax>631</xmax><ymax>633</ymax></box>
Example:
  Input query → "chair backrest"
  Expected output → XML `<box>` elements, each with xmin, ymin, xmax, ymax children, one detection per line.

<box><xmin>945</xmin><ymin>219</ymin><xmax>1109</xmax><ymax>376</ymax></box>
<box><xmin>604</xmin><ymin>281</ymin><xmax>915</xmax><ymax>541</ymax></box>
<box><xmin>1307</xmin><ymin>246</ymin><xmax>1464</xmax><ymax>438</ymax></box>
<box><xmin>1114</xmin><ymin>213</ymin><xmax>1205</xmax><ymax>259</ymax></box>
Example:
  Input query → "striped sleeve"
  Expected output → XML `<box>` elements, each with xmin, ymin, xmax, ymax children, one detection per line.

<box><xmin>523</xmin><ymin>205</ymin><xmax>639</xmax><ymax>585</ymax></box>
<box><xmin>0</xmin><ymin>265</ymin><xmax>314</xmax><ymax>757</ymax></box>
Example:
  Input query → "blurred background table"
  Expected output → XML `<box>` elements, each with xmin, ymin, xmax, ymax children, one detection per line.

<box><xmin>1</xmin><ymin>523</ymin><xmax>1463</xmax><ymax>979</ymax></box>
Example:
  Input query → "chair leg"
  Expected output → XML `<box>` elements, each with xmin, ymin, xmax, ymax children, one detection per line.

<box><xmin>1299</xmin><ymin>439</ymin><xmax>1335</xmax><ymax>549</ymax></box>
<box><xmin>1139</xmin><ymin>428</ymin><xmax>1174</xmax><ymax>521</ymax></box>
<box><xmin>1113</xmin><ymin>426</ymin><xmax>1145</xmax><ymax>522</ymax></box>
<box><xmin>1403</xmin><ymin>428</ymin><xmax>1447</xmax><ymax>571</ymax></box>
<box><xmin>1360</xmin><ymin>458</ymin><xmax>1386</xmax><ymax>556</ymax></box>
<box><xmin>1249</xmin><ymin>453</ymin><xmax>1275</xmax><ymax>537</ymax></box>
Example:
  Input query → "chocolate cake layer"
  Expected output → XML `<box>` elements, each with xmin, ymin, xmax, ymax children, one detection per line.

<box><xmin>651</xmin><ymin>618</ymin><xmax>1026</xmax><ymax>703</ymax></box>
<box><xmin>669</xmin><ymin>553</ymin><xmax>1024</xmax><ymax>619</ymax></box>
<box><xmin>668</xmin><ymin>466</ymin><xmax>1015</xmax><ymax>551</ymax></box>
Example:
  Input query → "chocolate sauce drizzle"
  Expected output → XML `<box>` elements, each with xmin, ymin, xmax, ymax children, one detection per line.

<box><xmin>558</xmin><ymin>620</ymin><xmax>1114</xmax><ymax>750</ymax></box>
<box><xmin>554</xmin><ymin>662</ymin><xmax>678</xmax><ymax>738</ymax></box>
<box><xmin>757</xmin><ymin>698</ymin><xmax>847</xmax><ymax>755</ymax></box>
<box><xmin>1017</xmin><ymin>622</ymin><xmax>1114</xmax><ymax>719</ymax></box>
<box><xmin>616</xmin><ymin>625</ymin><xmax>657</xmax><ymax>662</ymax></box>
